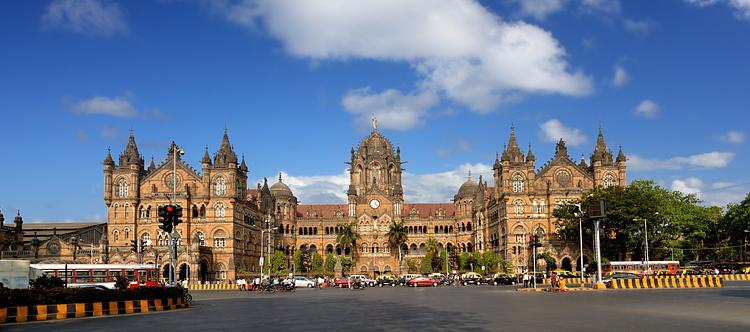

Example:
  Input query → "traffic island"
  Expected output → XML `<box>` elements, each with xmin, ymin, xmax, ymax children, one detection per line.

<box><xmin>0</xmin><ymin>297</ymin><xmax>188</xmax><ymax>324</ymax></box>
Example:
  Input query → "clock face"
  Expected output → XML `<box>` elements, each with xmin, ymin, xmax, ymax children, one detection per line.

<box><xmin>370</xmin><ymin>199</ymin><xmax>380</xmax><ymax>209</ymax></box>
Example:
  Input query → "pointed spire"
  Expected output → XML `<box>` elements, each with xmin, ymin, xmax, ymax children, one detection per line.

<box><xmin>202</xmin><ymin>145</ymin><xmax>212</xmax><ymax>165</ymax></box>
<box><xmin>0</xmin><ymin>208</ymin><xmax>4</xmax><ymax>225</ymax></box>
<box><xmin>526</xmin><ymin>143</ymin><xmax>536</xmax><ymax>162</ymax></box>
<box><xmin>14</xmin><ymin>210</ymin><xmax>23</xmax><ymax>229</ymax></box>
<box><xmin>506</xmin><ymin>126</ymin><xmax>524</xmax><ymax>162</ymax></box>
<box><xmin>493</xmin><ymin>151</ymin><xmax>501</xmax><ymax>169</ymax></box>
<box><xmin>278</xmin><ymin>172</ymin><xmax>283</xmax><ymax>183</ymax></box>
<box><xmin>240</xmin><ymin>154</ymin><xmax>248</xmax><ymax>172</ymax></box>
<box><xmin>467</xmin><ymin>169</ymin><xmax>472</xmax><ymax>180</ymax></box>
<box><xmin>148</xmin><ymin>155</ymin><xmax>156</xmax><ymax>172</ymax></box>
<box><xmin>214</xmin><ymin>129</ymin><xmax>237</xmax><ymax>167</ymax></box>
<box><xmin>591</xmin><ymin>126</ymin><xmax>613</xmax><ymax>164</ymax></box>
<box><xmin>501</xmin><ymin>144</ymin><xmax>509</xmax><ymax>162</ymax></box>
<box><xmin>616</xmin><ymin>145</ymin><xmax>626</xmax><ymax>163</ymax></box>
<box><xmin>104</xmin><ymin>146</ymin><xmax>114</xmax><ymax>165</ymax></box>
<box><xmin>578</xmin><ymin>153</ymin><xmax>588</xmax><ymax>168</ymax></box>
<box><xmin>555</xmin><ymin>138</ymin><xmax>569</xmax><ymax>159</ymax></box>
<box><xmin>119</xmin><ymin>129</ymin><xmax>141</xmax><ymax>166</ymax></box>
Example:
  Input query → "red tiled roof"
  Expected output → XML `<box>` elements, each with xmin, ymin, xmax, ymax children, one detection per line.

<box><xmin>402</xmin><ymin>203</ymin><xmax>456</xmax><ymax>218</ymax></box>
<box><xmin>296</xmin><ymin>204</ymin><xmax>348</xmax><ymax>218</ymax></box>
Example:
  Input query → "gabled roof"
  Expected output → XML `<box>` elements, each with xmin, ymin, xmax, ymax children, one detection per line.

<box><xmin>402</xmin><ymin>203</ymin><xmax>456</xmax><ymax>218</ymax></box>
<box><xmin>296</xmin><ymin>204</ymin><xmax>348</xmax><ymax>218</ymax></box>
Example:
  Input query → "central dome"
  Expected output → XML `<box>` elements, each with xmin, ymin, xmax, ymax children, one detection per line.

<box><xmin>456</xmin><ymin>174</ymin><xmax>478</xmax><ymax>198</ymax></box>
<box><xmin>270</xmin><ymin>174</ymin><xmax>294</xmax><ymax>199</ymax></box>
<box><xmin>357</xmin><ymin>131</ymin><xmax>395</xmax><ymax>157</ymax></box>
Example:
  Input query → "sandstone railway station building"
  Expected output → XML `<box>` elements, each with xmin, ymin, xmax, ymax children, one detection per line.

<box><xmin>2</xmin><ymin>122</ymin><xmax>626</xmax><ymax>284</ymax></box>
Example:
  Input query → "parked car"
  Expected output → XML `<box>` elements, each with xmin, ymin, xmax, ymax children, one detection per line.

<box><xmin>461</xmin><ymin>272</ymin><xmax>482</xmax><ymax>285</ymax></box>
<box><xmin>334</xmin><ymin>278</ymin><xmax>352</xmax><ymax>288</ymax></box>
<box><xmin>376</xmin><ymin>274</ymin><xmax>398</xmax><ymax>287</ymax></box>
<box><xmin>293</xmin><ymin>276</ymin><xmax>317</xmax><ymax>288</ymax></box>
<box><xmin>602</xmin><ymin>272</ymin><xmax>640</xmax><ymax>286</ymax></box>
<box><xmin>350</xmin><ymin>274</ymin><xmax>376</xmax><ymax>287</ymax></box>
<box><xmin>407</xmin><ymin>276</ymin><xmax>439</xmax><ymax>287</ymax></box>
<box><xmin>492</xmin><ymin>273</ymin><xmax>515</xmax><ymax>285</ymax></box>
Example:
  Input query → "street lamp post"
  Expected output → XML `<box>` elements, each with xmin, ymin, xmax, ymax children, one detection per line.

<box><xmin>634</xmin><ymin>216</ymin><xmax>652</xmax><ymax>274</ymax></box>
<box><xmin>573</xmin><ymin>204</ymin><xmax>584</xmax><ymax>277</ymax></box>
<box><xmin>170</xmin><ymin>144</ymin><xmax>184</xmax><ymax>286</ymax></box>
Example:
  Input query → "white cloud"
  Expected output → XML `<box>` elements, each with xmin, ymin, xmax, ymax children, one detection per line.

<box><xmin>516</xmin><ymin>0</ymin><xmax>567</xmax><ymax>20</ymax></box>
<box><xmin>611</xmin><ymin>64</ymin><xmax>628</xmax><ymax>87</ymax></box>
<box><xmin>341</xmin><ymin>87</ymin><xmax>439</xmax><ymax>131</ymax></box>
<box><xmin>635</xmin><ymin>99</ymin><xmax>659</xmax><ymax>118</ymax></box>
<box><xmin>721</xmin><ymin>130</ymin><xmax>746</xmax><ymax>144</ymax></box>
<box><xmin>268</xmin><ymin>163</ymin><xmax>493</xmax><ymax>204</ymax></box>
<box><xmin>579</xmin><ymin>0</ymin><xmax>621</xmax><ymax>14</ymax></box>
<box><xmin>671</xmin><ymin>177</ymin><xmax>703</xmax><ymax>195</ymax></box>
<box><xmin>72</xmin><ymin>96</ymin><xmax>138</xmax><ymax>117</ymax></box>
<box><xmin>538</xmin><ymin>119</ymin><xmax>587</xmax><ymax>147</ymax></box>
<box><xmin>214</xmin><ymin>0</ymin><xmax>593</xmax><ymax>116</ymax></box>
<box><xmin>685</xmin><ymin>0</ymin><xmax>750</xmax><ymax>20</ymax></box>
<box><xmin>42</xmin><ymin>0</ymin><xmax>127</xmax><ymax>37</ymax></box>
<box><xmin>622</xmin><ymin>18</ymin><xmax>654</xmax><ymax>35</ymax></box>
<box><xmin>671</xmin><ymin>177</ymin><xmax>748</xmax><ymax>206</ymax></box>
<box><xmin>629</xmin><ymin>152</ymin><xmax>736</xmax><ymax>171</ymax></box>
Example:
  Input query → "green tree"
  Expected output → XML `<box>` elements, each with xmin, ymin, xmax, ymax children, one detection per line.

<box><xmin>421</xmin><ymin>252</ymin><xmax>434</xmax><ymax>274</ymax></box>
<box><xmin>459</xmin><ymin>252</ymin><xmax>473</xmax><ymax>271</ymax></box>
<box><xmin>386</xmin><ymin>220</ymin><xmax>408</xmax><ymax>274</ymax></box>
<box><xmin>482</xmin><ymin>252</ymin><xmax>498</xmax><ymax>273</ymax></box>
<box><xmin>311</xmin><ymin>252</ymin><xmax>324</xmax><ymax>275</ymax></box>
<box><xmin>293</xmin><ymin>250</ymin><xmax>304</xmax><ymax>273</ymax></box>
<box><xmin>336</xmin><ymin>222</ymin><xmax>361</xmax><ymax>260</ymax></box>
<box><xmin>537</xmin><ymin>252</ymin><xmax>557</xmax><ymax>272</ymax></box>
<box><xmin>325</xmin><ymin>253</ymin><xmax>336</xmax><ymax>276</ymax></box>
<box><xmin>30</xmin><ymin>274</ymin><xmax>64</xmax><ymax>290</ymax></box>
<box><xmin>270</xmin><ymin>250</ymin><xmax>287</xmax><ymax>276</ymax></box>
<box><xmin>406</xmin><ymin>258</ymin><xmax>419</xmax><ymax>273</ymax></box>
<box><xmin>339</xmin><ymin>255</ymin><xmax>353</xmax><ymax>273</ymax></box>
<box><xmin>723</xmin><ymin>193</ymin><xmax>750</xmax><ymax>261</ymax></box>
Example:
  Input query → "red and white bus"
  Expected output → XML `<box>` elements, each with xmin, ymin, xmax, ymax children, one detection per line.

<box><xmin>605</xmin><ymin>261</ymin><xmax>680</xmax><ymax>276</ymax></box>
<box><xmin>30</xmin><ymin>263</ymin><xmax>161</xmax><ymax>289</ymax></box>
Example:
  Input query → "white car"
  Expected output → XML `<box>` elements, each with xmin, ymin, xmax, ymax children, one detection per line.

<box><xmin>349</xmin><ymin>274</ymin><xmax>376</xmax><ymax>287</ymax></box>
<box><xmin>293</xmin><ymin>276</ymin><xmax>317</xmax><ymax>288</ymax></box>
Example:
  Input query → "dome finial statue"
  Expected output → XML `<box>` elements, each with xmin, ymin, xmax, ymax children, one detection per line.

<box><xmin>371</xmin><ymin>113</ymin><xmax>378</xmax><ymax>132</ymax></box>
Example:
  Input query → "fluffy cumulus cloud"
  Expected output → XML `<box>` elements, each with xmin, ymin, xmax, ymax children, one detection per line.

<box><xmin>685</xmin><ymin>0</ymin><xmax>750</xmax><ymax>20</ymax></box>
<box><xmin>515</xmin><ymin>0</ymin><xmax>567</xmax><ymax>20</ymax></box>
<box><xmin>341</xmin><ymin>88</ymin><xmax>439</xmax><ymax>131</ymax></box>
<box><xmin>538</xmin><ymin>119</ymin><xmax>587</xmax><ymax>147</ymax></box>
<box><xmin>635</xmin><ymin>99</ymin><xmax>659</xmax><ymax>118</ymax></box>
<box><xmin>213</xmin><ymin>0</ymin><xmax>593</xmax><ymax>119</ymax></box>
<box><xmin>42</xmin><ymin>0</ymin><xmax>127</xmax><ymax>37</ymax></box>
<box><xmin>629</xmin><ymin>152</ymin><xmax>735</xmax><ymax>171</ymax></box>
<box><xmin>611</xmin><ymin>64</ymin><xmax>629</xmax><ymax>86</ymax></box>
<box><xmin>71</xmin><ymin>96</ymin><xmax>138</xmax><ymax>117</ymax></box>
<box><xmin>720</xmin><ymin>130</ymin><xmax>746</xmax><ymax>144</ymax></box>
<box><xmin>269</xmin><ymin>163</ymin><xmax>493</xmax><ymax>204</ymax></box>
<box><xmin>671</xmin><ymin>177</ymin><xmax>747</xmax><ymax>206</ymax></box>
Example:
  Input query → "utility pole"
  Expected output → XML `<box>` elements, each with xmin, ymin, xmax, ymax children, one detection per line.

<box><xmin>170</xmin><ymin>144</ymin><xmax>183</xmax><ymax>286</ymax></box>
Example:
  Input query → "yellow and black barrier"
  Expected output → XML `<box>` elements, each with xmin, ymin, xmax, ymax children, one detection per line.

<box><xmin>608</xmin><ymin>276</ymin><xmax>723</xmax><ymax>289</ymax></box>
<box><xmin>0</xmin><ymin>297</ymin><xmax>188</xmax><ymax>324</ymax></box>
<box><xmin>718</xmin><ymin>274</ymin><xmax>749</xmax><ymax>281</ymax></box>
<box><xmin>190</xmin><ymin>283</ymin><xmax>239</xmax><ymax>291</ymax></box>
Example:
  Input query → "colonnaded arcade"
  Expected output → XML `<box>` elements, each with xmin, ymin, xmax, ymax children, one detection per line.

<box><xmin>101</xmin><ymin>119</ymin><xmax>626</xmax><ymax>283</ymax></box>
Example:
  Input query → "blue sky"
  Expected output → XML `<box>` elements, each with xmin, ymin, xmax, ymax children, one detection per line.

<box><xmin>0</xmin><ymin>0</ymin><xmax>748</xmax><ymax>222</ymax></box>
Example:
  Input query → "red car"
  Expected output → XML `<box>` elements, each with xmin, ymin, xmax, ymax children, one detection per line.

<box><xmin>407</xmin><ymin>277</ymin><xmax>439</xmax><ymax>287</ymax></box>
<box><xmin>334</xmin><ymin>278</ymin><xmax>353</xmax><ymax>288</ymax></box>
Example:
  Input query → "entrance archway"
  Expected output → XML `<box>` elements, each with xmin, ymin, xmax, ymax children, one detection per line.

<box><xmin>576</xmin><ymin>256</ymin><xmax>590</xmax><ymax>273</ymax></box>
<box><xmin>199</xmin><ymin>259</ymin><xmax>209</xmax><ymax>282</ymax></box>
<box><xmin>561</xmin><ymin>257</ymin><xmax>572</xmax><ymax>271</ymax></box>
<box><xmin>162</xmin><ymin>264</ymin><xmax>173</xmax><ymax>280</ymax></box>
<box><xmin>179</xmin><ymin>263</ymin><xmax>190</xmax><ymax>281</ymax></box>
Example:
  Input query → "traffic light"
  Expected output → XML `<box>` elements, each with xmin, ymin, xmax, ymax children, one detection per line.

<box><xmin>130</xmin><ymin>239</ymin><xmax>138</xmax><ymax>253</ymax></box>
<box><xmin>173</xmin><ymin>205</ymin><xmax>183</xmax><ymax>228</ymax></box>
<box><xmin>158</xmin><ymin>205</ymin><xmax>174</xmax><ymax>233</ymax></box>
<box><xmin>529</xmin><ymin>235</ymin><xmax>542</xmax><ymax>249</ymax></box>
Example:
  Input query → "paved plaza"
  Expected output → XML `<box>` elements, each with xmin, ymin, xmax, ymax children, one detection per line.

<box><xmin>7</xmin><ymin>283</ymin><xmax>750</xmax><ymax>331</ymax></box>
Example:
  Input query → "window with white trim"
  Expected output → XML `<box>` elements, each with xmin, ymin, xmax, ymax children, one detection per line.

<box><xmin>511</xmin><ymin>173</ymin><xmax>525</xmax><ymax>193</ymax></box>
<box><xmin>214</xmin><ymin>176</ymin><xmax>227</xmax><ymax>196</ymax></box>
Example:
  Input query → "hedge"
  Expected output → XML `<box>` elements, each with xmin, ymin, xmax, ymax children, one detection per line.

<box><xmin>0</xmin><ymin>286</ymin><xmax>183</xmax><ymax>308</ymax></box>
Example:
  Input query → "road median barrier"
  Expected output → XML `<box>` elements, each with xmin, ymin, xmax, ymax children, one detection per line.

<box><xmin>718</xmin><ymin>274</ymin><xmax>748</xmax><ymax>281</ymax></box>
<box><xmin>608</xmin><ymin>276</ymin><xmax>723</xmax><ymax>289</ymax></box>
<box><xmin>190</xmin><ymin>284</ymin><xmax>239</xmax><ymax>291</ymax></box>
<box><xmin>0</xmin><ymin>297</ymin><xmax>188</xmax><ymax>324</ymax></box>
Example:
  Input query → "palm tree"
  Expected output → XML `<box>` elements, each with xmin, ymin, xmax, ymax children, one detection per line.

<box><xmin>336</xmin><ymin>221</ymin><xmax>360</xmax><ymax>262</ymax></box>
<box><xmin>386</xmin><ymin>220</ymin><xmax>408</xmax><ymax>274</ymax></box>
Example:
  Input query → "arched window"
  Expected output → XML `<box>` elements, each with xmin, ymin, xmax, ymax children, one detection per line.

<box><xmin>214</xmin><ymin>202</ymin><xmax>226</xmax><ymax>219</ymax></box>
<box><xmin>511</xmin><ymin>173</ymin><xmax>525</xmax><ymax>193</ymax></box>
<box><xmin>200</xmin><ymin>205</ymin><xmax>206</xmax><ymax>218</ymax></box>
<box><xmin>513</xmin><ymin>199</ymin><xmax>525</xmax><ymax>215</ymax></box>
<box><xmin>603</xmin><ymin>173</ymin><xmax>617</xmax><ymax>188</ymax></box>
<box><xmin>215</xmin><ymin>263</ymin><xmax>227</xmax><ymax>280</ymax></box>
<box><xmin>124</xmin><ymin>204</ymin><xmax>129</xmax><ymax>219</ymax></box>
<box><xmin>116</xmin><ymin>178</ymin><xmax>128</xmax><ymax>198</ymax></box>
<box><xmin>113</xmin><ymin>231</ymin><xmax>119</xmax><ymax>241</ymax></box>
<box><xmin>213</xmin><ymin>229</ymin><xmax>227</xmax><ymax>248</ymax></box>
<box><xmin>124</xmin><ymin>228</ymin><xmax>130</xmax><ymax>240</ymax></box>
<box><xmin>195</xmin><ymin>232</ymin><xmax>205</xmax><ymax>246</ymax></box>
<box><xmin>141</xmin><ymin>232</ymin><xmax>151</xmax><ymax>246</ymax></box>
<box><xmin>531</xmin><ymin>201</ymin><xmax>539</xmax><ymax>214</ymax></box>
<box><xmin>113</xmin><ymin>205</ymin><xmax>119</xmax><ymax>219</ymax></box>
<box><xmin>213</xmin><ymin>176</ymin><xmax>227</xmax><ymax>196</ymax></box>
<box><xmin>513</xmin><ymin>226</ymin><xmax>525</xmax><ymax>255</ymax></box>
<box><xmin>539</xmin><ymin>201</ymin><xmax>547</xmax><ymax>214</ymax></box>
<box><xmin>192</xmin><ymin>205</ymin><xmax>199</xmax><ymax>218</ymax></box>
<box><xmin>139</xmin><ymin>206</ymin><xmax>146</xmax><ymax>219</ymax></box>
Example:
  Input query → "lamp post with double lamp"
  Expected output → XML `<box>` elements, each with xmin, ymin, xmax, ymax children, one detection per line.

<box><xmin>170</xmin><ymin>144</ymin><xmax>184</xmax><ymax>286</ymax></box>
<box><xmin>261</xmin><ymin>215</ymin><xmax>279</xmax><ymax>278</ymax></box>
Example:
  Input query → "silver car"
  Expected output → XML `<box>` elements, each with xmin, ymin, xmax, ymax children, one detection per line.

<box><xmin>293</xmin><ymin>276</ymin><xmax>317</xmax><ymax>288</ymax></box>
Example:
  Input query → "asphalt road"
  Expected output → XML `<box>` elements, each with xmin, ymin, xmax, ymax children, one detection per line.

<box><xmin>6</xmin><ymin>283</ymin><xmax>750</xmax><ymax>331</ymax></box>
